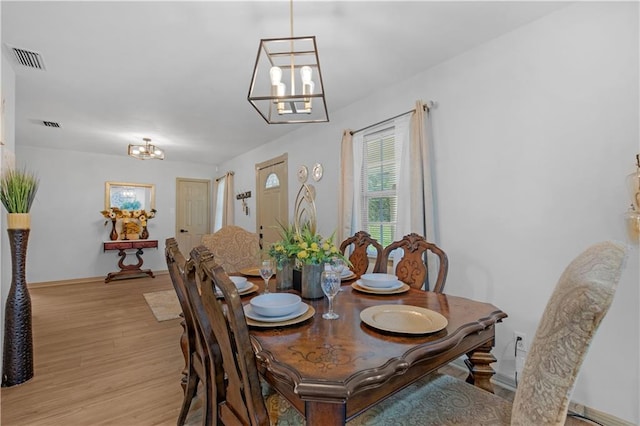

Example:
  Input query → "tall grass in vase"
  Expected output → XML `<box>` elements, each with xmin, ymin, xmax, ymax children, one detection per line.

<box><xmin>1</xmin><ymin>167</ymin><xmax>39</xmax><ymax>387</ymax></box>
<box><xmin>1</xmin><ymin>168</ymin><xmax>39</xmax><ymax>228</ymax></box>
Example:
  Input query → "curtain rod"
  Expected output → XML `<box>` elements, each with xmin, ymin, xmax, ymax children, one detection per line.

<box><xmin>215</xmin><ymin>171</ymin><xmax>234</xmax><ymax>182</ymax></box>
<box><xmin>350</xmin><ymin>100</ymin><xmax>436</xmax><ymax>136</ymax></box>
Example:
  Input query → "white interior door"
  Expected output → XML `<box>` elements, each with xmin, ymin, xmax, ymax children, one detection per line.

<box><xmin>176</xmin><ymin>178</ymin><xmax>210</xmax><ymax>256</ymax></box>
<box><xmin>256</xmin><ymin>154</ymin><xmax>288</xmax><ymax>252</ymax></box>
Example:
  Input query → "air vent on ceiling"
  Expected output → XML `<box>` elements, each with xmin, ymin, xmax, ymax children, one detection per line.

<box><xmin>43</xmin><ymin>121</ymin><xmax>60</xmax><ymax>128</ymax></box>
<box><xmin>11</xmin><ymin>47</ymin><xmax>46</xmax><ymax>70</ymax></box>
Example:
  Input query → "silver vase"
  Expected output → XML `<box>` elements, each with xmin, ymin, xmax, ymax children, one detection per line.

<box><xmin>300</xmin><ymin>263</ymin><xmax>324</xmax><ymax>299</ymax></box>
<box><xmin>275</xmin><ymin>258</ymin><xmax>294</xmax><ymax>291</ymax></box>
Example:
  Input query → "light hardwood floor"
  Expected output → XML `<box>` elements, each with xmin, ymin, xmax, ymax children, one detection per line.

<box><xmin>1</xmin><ymin>275</ymin><xmax>185</xmax><ymax>425</ymax></box>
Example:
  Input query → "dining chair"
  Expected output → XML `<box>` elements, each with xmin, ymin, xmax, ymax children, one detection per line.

<box><xmin>379</xmin><ymin>233</ymin><xmax>449</xmax><ymax>292</ymax></box>
<box><xmin>184</xmin><ymin>245</ymin><xmax>305</xmax><ymax>425</ymax></box>
<box><xmin>166</xmin><ymin>238</ymin><xmax>220</xmax><ymax>426</ymax></box>
<box><xmin>350</xmin><ymin>240</ymin><xmax>627</xmax><ymax>425</ymax></box>
<box><xmin>200</xmin><ymin>225</ymin><xmax>260</xmax><ymax>274</ymax></box>
<box><xmin>339</xmin><ymin>231</ymin><xmax>384</xmax><ymax>278</ymax></box>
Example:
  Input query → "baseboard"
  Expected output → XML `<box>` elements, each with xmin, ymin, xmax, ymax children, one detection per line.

<box><xmin>447</xmin><ymin>359</ymin><xmax>634</xmax><ymax>426</ymax></box>
<box><xmin>28</xmin><ymin>270</ymin><xmax>169</xmax><ymax>288</ymax></box>
<box><xmin>568</xmin><ymin>404</ymin><xmax>635</xmax><ymax>426</ymax></box>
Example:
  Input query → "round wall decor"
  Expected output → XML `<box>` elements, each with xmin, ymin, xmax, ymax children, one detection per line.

<box><xmin>297</xmin><ymin>165</ymin><xmax>308</xmax><ymax>183</ymax></box>
<box><xmin>312</xmin><ymin>163</ymin><xmax>323</xmax><ymax>182</ymax></box>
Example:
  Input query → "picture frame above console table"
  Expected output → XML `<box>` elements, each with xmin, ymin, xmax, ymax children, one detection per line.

<box><xmin>105</xmin><ymin>181</ymin><xmax>155</xmax><ymax>211</ymax></box>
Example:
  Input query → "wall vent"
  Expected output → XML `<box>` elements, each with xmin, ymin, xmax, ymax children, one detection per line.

<box><xmin>43</xmin><ymin>121</ymin><xmax>60</xmax><ymax>128</ymax></box>
<box><xmin>11</xmin><ymin>47</ymin><xmax>46</xmax><ymax>70</ymax></box>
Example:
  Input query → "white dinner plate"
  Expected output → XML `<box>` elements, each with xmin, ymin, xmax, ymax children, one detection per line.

<box><xmin>351</xmin><ymin>282</ymin><xmax>409</xmax><ymax>295</ymax></box>
<box><xmin>244</xmin><ymin>302</ymin><xmax>309</xmax><ymax>323</ymax></box>
<box><xmin>246</xmin><ymin>305</ymin><xmax>316</xmax><ymax>328</ymax></box>
<box><xmin>216</xmin><ymin>283</ymin><xmax>259</xmax><ymax>298</ymax></box>
<box><xmin>360</xmin><ymin>305</ymin><xmax>448</xmax><ymax>334</ymax></box>
<box><xmin>355</xmin><ymin>279</ymin><xmax>404</xmax><ymax>292</ymax></box>
<box><xmin>341</xmin><ymin>271</ymin><xmax>357</xmax><ymax>281</ymax></box>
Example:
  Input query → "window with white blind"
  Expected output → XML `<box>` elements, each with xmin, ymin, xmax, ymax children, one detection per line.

<box><xmin>361</xmin><ymin>126</ymin><xmax>398</xmax><ymax>249</ymax></box>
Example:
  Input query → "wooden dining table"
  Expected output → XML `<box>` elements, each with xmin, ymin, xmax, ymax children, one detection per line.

<box><xmin>240</xmin><ymin>276</ymin><xmax>508</xmax><ymax>425</ymax></box>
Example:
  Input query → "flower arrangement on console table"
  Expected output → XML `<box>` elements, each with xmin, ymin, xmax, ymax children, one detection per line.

<box><xmin>100</xmin><ymin>207</ymin><xmax>157</xmax><ymax>240</ymax></box>
<box><xmin>0</xmin><ymin>167</ymin><xmax>39</xmax><ymax>387</ymax></box>
<box><xmin>268</xmin><ymin>222</ymin><xmax>348</xmax><ymax>299</ymax></box>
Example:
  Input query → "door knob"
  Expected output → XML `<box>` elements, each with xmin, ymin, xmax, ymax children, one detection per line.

<box><xmin>180</xmin><ymin>229</ymin><xmax>188</xmax><ymax>233</ymax></box>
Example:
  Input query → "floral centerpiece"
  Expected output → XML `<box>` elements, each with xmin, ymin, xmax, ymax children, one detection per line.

<box><xmin>268</xmin><ymin>222</ymin><xmax>299</xmax><ymax>269</ymax></box>
<box><xmin>268</xmin><ymin>222</ymin><xmax>348</xmax><ymax>297</ymax></box>
<box><xmin>268</xmin><ymin>222</ymin><xmax>347</xmax><ymax>267</ymax></box>
<box><xmin>291</xmin><ymin>225</ymin><xmax>344</xmax><ymax>265</ymax></box>
<box><xmin>100</xmin><ymin>207</ymin><xmax>157</xmax><ymax>240</ymax></box>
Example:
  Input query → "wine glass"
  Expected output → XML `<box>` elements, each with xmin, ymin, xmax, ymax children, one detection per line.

<box><xmin>331</xmin><ymin>257</ymin><xmax>348</xmax><ymax>291</ymax></box>
<box><xmin>260</xmin><ymin>259</ymin><xmax>274</xmax><ymax>294</ymax></box>
<box><xmin>330</xmin><ymin>257</ymin><xmax>347</xmax><ymax>275</ymax></box>
<box><xmin>321</xmin><ymin>269</ymin><xmax>341</xmax><ymax>320</ymax></box>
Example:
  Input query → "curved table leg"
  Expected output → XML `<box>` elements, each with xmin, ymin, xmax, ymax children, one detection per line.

<box><xmin>105</xmin><ymin>248</ymin><xmax>155</xmax><ymax>283</ymax></box>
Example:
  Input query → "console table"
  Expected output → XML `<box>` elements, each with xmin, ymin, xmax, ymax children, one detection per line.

<box><xmin>103</xmin><ymin>239</ymin><xmax>158</xmax><ymax>283</ymax></box>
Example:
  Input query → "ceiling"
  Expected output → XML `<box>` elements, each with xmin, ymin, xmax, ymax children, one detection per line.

<box><xmin>2</xmin><ymin>1</ymin><xmax>568</xmax><ymax>165</ymax></box>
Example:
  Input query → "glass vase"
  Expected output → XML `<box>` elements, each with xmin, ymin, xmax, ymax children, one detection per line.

<box><xmin>275</xmin><ymin>258</ymin><xmax>294</xmax><ymax>291</ymax></box>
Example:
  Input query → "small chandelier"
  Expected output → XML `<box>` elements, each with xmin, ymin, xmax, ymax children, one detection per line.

<box><xmin>247</xmin><ymin>0</ymin><xmax>328</xmax><ymax>124</ymax></box>
<box><xmin>128</xmin><ymin>138</ymin><xmax>165</xmax><ymax>160</ymax></box>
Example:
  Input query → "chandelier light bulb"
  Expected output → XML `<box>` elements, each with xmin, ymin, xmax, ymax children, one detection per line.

<box><xmin>301</xmin><ymin>66</ymin><xmax>314</xmax><ymax>112</ymax></box>
<box><xmin>300</xmin><ymin>66</ymin><xmax>312</xmax><ymax>83</ymax></box>
<box><xmin>270</xmin><ymin>66</ymin><xmax>283</xmax><ymax>85</ymax></box>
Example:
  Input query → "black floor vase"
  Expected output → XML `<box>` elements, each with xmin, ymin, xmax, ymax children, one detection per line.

<box><xmin>2</xmin><ymin>228</ymin><xmax>34</xmax><ymax>387</ymax></box>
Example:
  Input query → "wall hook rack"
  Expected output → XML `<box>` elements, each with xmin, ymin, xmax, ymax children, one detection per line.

<box><xmin>236</xmin><ymin>191</ymin><xmax>251</xmax><ymax>215</ymax></box>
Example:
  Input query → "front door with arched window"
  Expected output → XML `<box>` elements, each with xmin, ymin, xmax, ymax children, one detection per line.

<box><xmin>256</xmin><ymin>153</ymin><xmax>288</xmax><ymax>251</ymax></box>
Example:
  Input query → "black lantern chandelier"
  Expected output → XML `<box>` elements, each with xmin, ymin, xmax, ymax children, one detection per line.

<box><xmin>248</xmin><ymin>0</ymin><xmax>328</xmax><ymax>124</ymax></box>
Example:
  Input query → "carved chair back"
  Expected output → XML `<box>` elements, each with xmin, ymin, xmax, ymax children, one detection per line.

<box><xmin>339</xmin><ymin>231</ymin><xmax>383</xmax><ymax>278</ymax></box>
<box><xmin>380</xmin><ymin>233</ymin><xmax>449</xmax><ymax>292</ymax></box>
<box><xmin>166</xmin><ymin>238</ymin><xmax>216</xmax><ymax>425</ymax></box>
<box><xmin>186</xmin><ymin>245</ymin><xmax>270</xmax><ymax>426</ymax></box>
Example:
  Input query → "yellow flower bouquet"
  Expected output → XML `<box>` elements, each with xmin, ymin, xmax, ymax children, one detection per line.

<box><xmin>268</xmin><ymin>222</ymin><xmax>347</xmax><ymax>267</ymax></box>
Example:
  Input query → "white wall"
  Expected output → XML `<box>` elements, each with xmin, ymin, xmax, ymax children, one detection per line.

<box><xmin>15</xmin><ymin>146</ymin><xmax>215</xmax><ymax>282</ymax></box>
<box><xmin>1</xmin><ymin>37</ymin><xmax>18</xmax><ymax>370</ymax></box>
<box><xmin>222</xmin><ymin>3</ymin><xmax>639</xmax><ymax>423</ymax></box>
